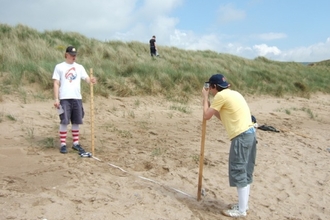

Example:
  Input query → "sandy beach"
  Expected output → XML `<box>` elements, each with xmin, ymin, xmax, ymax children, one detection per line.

<box><xmin>0</xmin><ymin>93</ymin><xmax>329</xmax><ymax>219</ymax></box>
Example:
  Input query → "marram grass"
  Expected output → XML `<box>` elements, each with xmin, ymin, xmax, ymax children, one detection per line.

<box><xmin>0</xmin><ymin>23</ymin><xmax>330</xmax><ymax>103</ymax></box>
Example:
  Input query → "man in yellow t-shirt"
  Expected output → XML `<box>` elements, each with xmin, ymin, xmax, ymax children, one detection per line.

<box><xmin>202</xmin><ymin>74</ymin><xmax>257</xmax><ymax>218</ymax></box>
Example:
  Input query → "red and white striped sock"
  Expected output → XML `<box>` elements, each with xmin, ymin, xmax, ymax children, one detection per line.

<box><xmin>59</xmin><ymin>124</ymin><xmax>68</xmax><ymax>146</ymax></box>
<box><xmin>72</xmin><ymin>124</ymin><xmax>80</xmax><ymax>145</ymax></box>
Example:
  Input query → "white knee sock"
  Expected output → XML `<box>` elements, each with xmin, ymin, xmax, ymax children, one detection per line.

<box><xmin>246</xmin><ymin>184</ymin><xmax>251</xmax><ymax>207</ymax></box>
<box><xmin>237</xmin><ymin>186</ymin><xmax>249</xmax><ymax>212</ymax></box>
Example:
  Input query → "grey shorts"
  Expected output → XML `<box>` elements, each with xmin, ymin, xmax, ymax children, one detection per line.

<box><xmin>59</xmin><ymin>99</ymin><xmax>84</xmax><ymax>125</ymax></box>
<box><xmin>228</xmin><ymin>128</ymin><xmax>257</xmax><ymax>187</ymax></box>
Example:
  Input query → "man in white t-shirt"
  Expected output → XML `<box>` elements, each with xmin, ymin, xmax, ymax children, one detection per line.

<box><xmin>52</xmin><ymin>46</ymin><xmax>96</xmax><ymax>154</ymax></box>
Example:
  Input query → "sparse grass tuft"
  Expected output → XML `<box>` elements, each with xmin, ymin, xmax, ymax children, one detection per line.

<box><xmin>107</xmin><ymin>125</ymin><xmax>133</xmax><ymax>138</ymax></box>
<box><xmin>6</xmin><ymin>114</ymin><xmax>17</xmax><ymax>121</ymax></box>
<box><xmin>128</xmin><ymin>110</ymin><xmax>135</xmax><ymax>118</ymax></box>
<box><xmin>285</xmin><ymin>109</ymin><xmax>291</xmax><ymax>115</ymax></box>
<box><xmin>301</xmin><ymin>107</ymin><xmax>316</xmax><ymax>119</ymax></box>
<box><xmin>134</xmin><ymin>99</ymin><xmax>141</xmax><ymax>108</ymax></box>
<box><xmin>151</xmin><ymin>147</ymin><xmax>166</xmax><ymax>157</ymax></box>
<box><xmin>26</xmin><ymin>127</ymin><xmax>35</xmax><ymax>140</ymax></box>
<box><xmin>136</xmin><ymin>120</ymin><xmax>149</xmax><ymax>130</ymax></box>
<box><xmin>167</xmin><ymin>112</ymin><xmax>173</xmax><ymax>119</ymax></box>
<box><xmin>169</xmin><ymin>105</ymin><xmax>191</xmax><ymax>114</ymax></box>
<box><xmin>38</xmin><ymin>137</ymin><xmax>55</xmax><ymax>148</ymax></box>
<box><xmin>0</xmin><ymin>111</ymin><xmax>4</xmax><ymax>123</ymax></box>
<box><xmin>279</xmin><ymin>106</ymin><xmax>317</xmax><ymax>120</ymax></box>
<box><xmin>192</xmin><ymin>154</ymin><xmax>199</xmax><ymax>164</ymax></box>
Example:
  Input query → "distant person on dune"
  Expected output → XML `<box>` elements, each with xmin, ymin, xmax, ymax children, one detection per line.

<box><xmin>149</xmin><ymin>35</ymin><xmax>158</xmax><ymax>57</ymax></box>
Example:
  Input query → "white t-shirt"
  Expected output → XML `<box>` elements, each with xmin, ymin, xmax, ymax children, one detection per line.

<box><xmin>52</xmin><ymin>62</ymin><xmax>88</xmax><ymax>99</ymax></box>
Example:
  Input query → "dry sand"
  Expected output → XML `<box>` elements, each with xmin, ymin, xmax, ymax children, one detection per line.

<box><xmin>0</xmin><ymin>93</ymin><xmax>329</xmax><ymax>219</ymax></box>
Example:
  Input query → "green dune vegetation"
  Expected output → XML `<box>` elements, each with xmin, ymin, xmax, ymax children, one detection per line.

<box><xmin>0</xmin><ymin>23</ymin><xmax>329</xmax><ymax>104</ymax></box>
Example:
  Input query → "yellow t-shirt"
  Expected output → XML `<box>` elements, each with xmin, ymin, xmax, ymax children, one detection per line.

<box><xmin>210</xmin><ymin>89</ymin><xmax>253</xmax><ymax>140</ymax></box>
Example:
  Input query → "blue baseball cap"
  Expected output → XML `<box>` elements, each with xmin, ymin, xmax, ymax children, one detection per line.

<box><xmin>206</xmin><ymin>74</ymin><xmax>230</xmax><ymax>88</ymax></box>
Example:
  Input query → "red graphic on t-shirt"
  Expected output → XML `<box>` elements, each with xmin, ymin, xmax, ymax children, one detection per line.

<box><xmin>65</xmin><ymin>67</ymin><xmax>77</xmax><ymax>83</ymax></box>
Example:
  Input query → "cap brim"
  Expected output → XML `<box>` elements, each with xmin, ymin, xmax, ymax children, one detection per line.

<box><xmin>207</xmin><ymin>82</ymin><xmax>229</xmax><ymax>88</ymax></box>
<box><xmin>218</xmin><ymin>83</ymin><xmax>230</xmax><ymax>88</ymax></box>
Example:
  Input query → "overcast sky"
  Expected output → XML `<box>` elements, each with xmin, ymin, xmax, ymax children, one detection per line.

<box><xmin>1</xmin><ymin>0</ymin><xmax>329</xmax><ymax>62</ymax></box>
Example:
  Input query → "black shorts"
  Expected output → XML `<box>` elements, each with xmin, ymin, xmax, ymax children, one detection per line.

<box><xmin>59</xmin><ymin>99</ymin><xmax>84</xmax><ymax>125</ymax></box>
<box><xmin>150</xmin><ymin>46</ymin><xmax>156</xmax><ymax>55</ymax></box>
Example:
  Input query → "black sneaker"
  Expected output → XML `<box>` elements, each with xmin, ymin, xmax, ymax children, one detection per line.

<box><xmin>60</xmin><ymin>145</ymin><xmax>67</xmax><ymax>154</ymax></box>
<box><xmin>72</xmin><ymin>144</ymin><xmax>86</xmax><ymax>154</ymax></box>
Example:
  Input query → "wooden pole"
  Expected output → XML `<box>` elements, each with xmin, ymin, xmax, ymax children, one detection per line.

<box><xmin>90</xmin><ymin>68</ymin><xmax>95</xmax><ymax>156</ymax></box>
<box><xmin>197</xmin><ymin>118</ymin><xmax>206</xmax><ymax>201</ymax></box>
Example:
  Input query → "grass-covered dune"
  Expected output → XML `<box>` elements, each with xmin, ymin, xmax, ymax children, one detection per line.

<box><xmin>0</xmin><ymin>23</ymin><xmax>329</xmax><ymax>103</ymax></box>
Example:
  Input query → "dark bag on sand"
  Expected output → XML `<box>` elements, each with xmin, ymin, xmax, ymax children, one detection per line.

<box><xmin>258</xmin><ymin>125</ymin><xmax>280</xmax><ymax>132</ymax></box>
<box><xmin>251</xmin><ymin>115</ymin><xmax>257</xmax><ymax>123</ymax></box>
